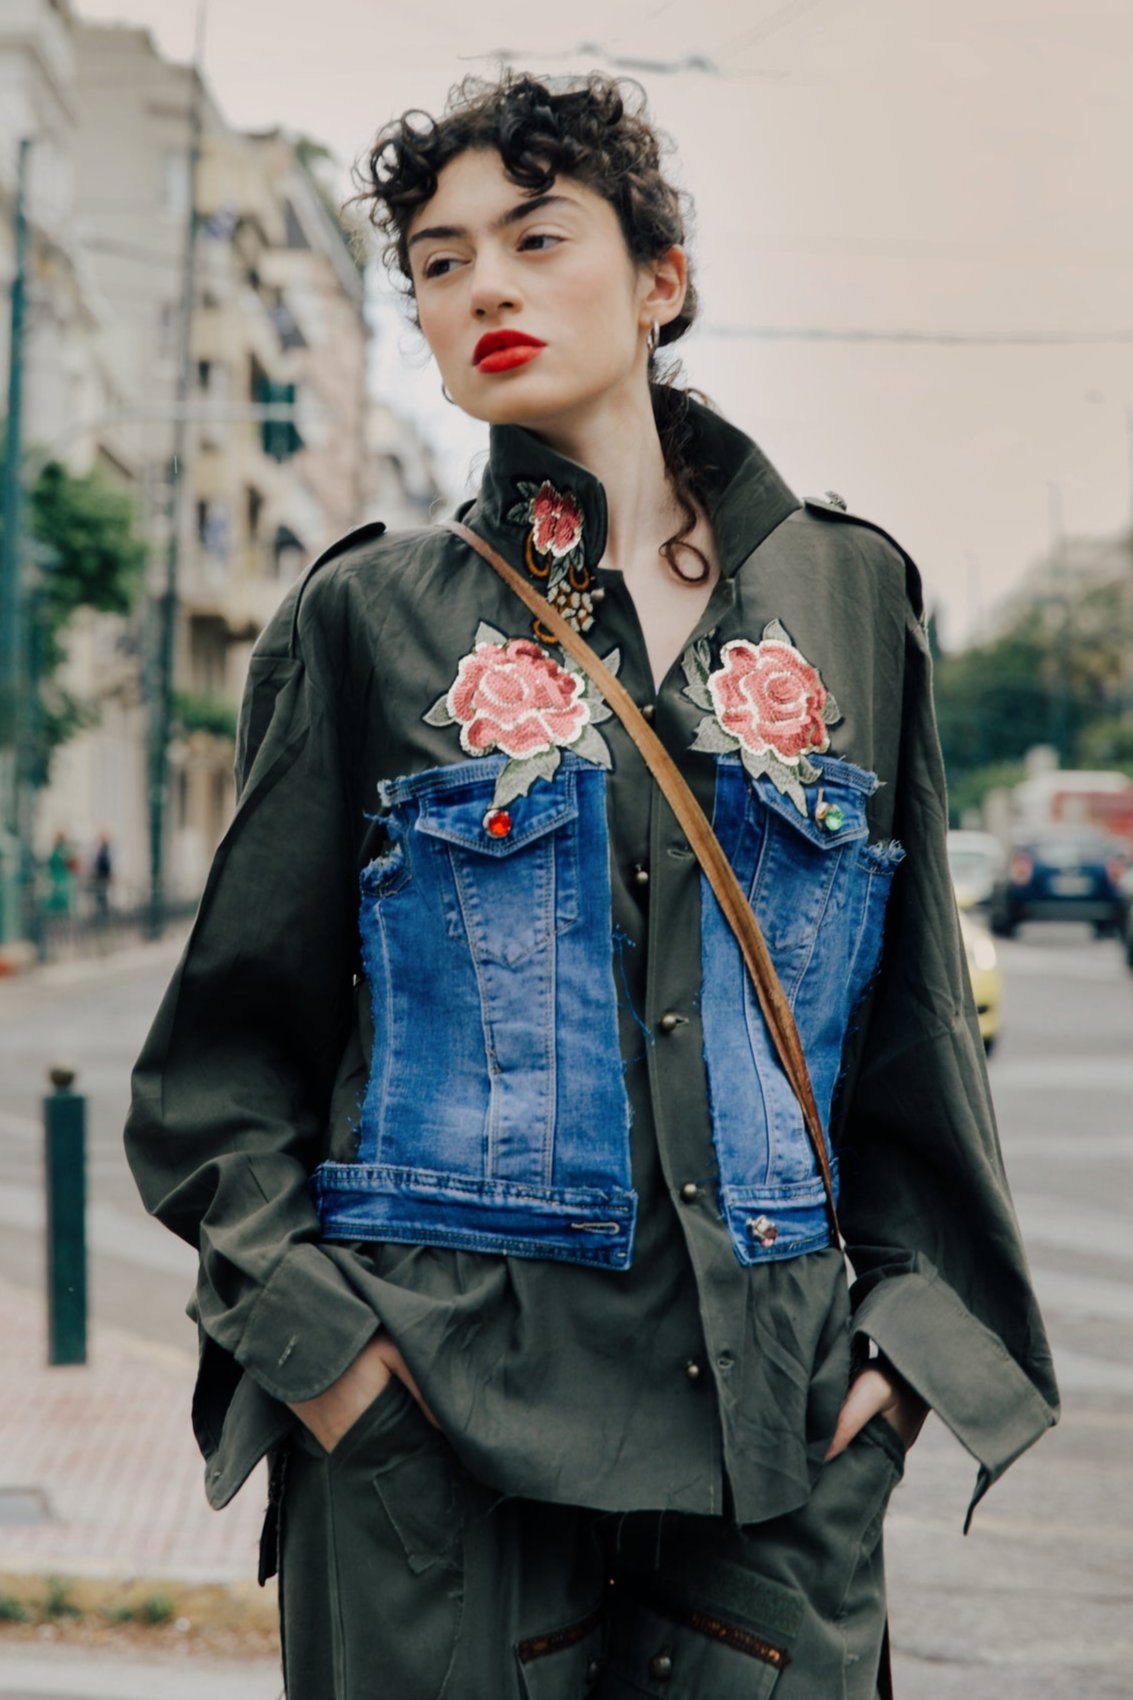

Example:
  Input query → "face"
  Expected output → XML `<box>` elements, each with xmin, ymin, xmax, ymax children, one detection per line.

<box><xmin>406</xmin><ymin>147</ymin><xmax>684</xmax><ymax>433</ymax></box>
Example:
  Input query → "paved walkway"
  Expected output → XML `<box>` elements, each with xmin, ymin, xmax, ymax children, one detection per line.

<box><xmin>0</xmin><ymin>1645</ymin><xmax>280</xmax><ymax>1700</ymax></box>
<box><xmin>0</xmin><ymin>1277</ymin><xmax>264</xmax><ymax>1583</ymax></box>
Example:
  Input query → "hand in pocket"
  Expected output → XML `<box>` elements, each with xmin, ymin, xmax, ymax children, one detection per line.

<box><xmin>287</xmin><ymin>1329</ymin><xmax>438</xmax><ymax>1452</ymax></box>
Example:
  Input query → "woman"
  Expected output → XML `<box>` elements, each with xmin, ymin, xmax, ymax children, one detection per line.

<box><xmin>126</xmin><ymin>72</ymin><xmax>1058</xmax><ymax>1699</ymax></box>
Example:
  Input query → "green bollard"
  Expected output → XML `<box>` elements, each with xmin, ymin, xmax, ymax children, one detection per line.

<box><xmin>44</xmin><ymin>1063</ymin><xmax>87</xmax><ymax>1365</ymax></box>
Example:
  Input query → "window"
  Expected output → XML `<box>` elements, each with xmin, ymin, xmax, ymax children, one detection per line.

<box><xmin>161</xmin><ymin>149</ymin><xmax>191</xmax><ymax>220</ymax></box>
<box><xmin>158</xmin><ymin>302</ymin><xmax>179</xmax><ymax>360</ymax></box>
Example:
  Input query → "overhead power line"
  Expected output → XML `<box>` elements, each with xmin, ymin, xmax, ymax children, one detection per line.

<box><xmin>700</xmin><ymin>323</ymin><xmax>1133</xmax><ymax>346</ymax></box>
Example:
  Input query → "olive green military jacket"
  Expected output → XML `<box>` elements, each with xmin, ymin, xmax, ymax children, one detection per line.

<box><xmin>125</xmin><ymin>398</ymin><xmax>1057</xmax><ymax>1530</ymax></box>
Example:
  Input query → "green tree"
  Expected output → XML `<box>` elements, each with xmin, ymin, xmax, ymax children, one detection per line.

<box><xmin>934</xmin><ymin>578</ymin><xmax>1132</xmax><ymax>822</ymax></box>
<box><xmin>1</xmin><ymin>442</ymin><xmax>146</xmax><ymax>784</ymax></box>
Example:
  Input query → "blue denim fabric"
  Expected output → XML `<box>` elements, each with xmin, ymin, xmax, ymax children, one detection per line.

<box><xmin>702</xmin><ymin>754</ymin><xmax>905</xmax><ymax>1264</ymax></box>
<box><xmin>311</xmin><ymin>751</ymin><xmax>903</xmax><ymax>1270</ymax></box>
<box><xmin>311</xmin><ymin>752</ymin><xmax>638</xmax><ymax>1268</ymax></box>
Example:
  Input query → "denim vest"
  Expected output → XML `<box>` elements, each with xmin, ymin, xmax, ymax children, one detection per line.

<box><xmin>310</xmin><ymin>745</ymin><xmax>904</xmax><ymax>1270</ymax></box>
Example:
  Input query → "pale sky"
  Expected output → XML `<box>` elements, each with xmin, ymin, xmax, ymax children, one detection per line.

<box><xmin>72</xmin><ymin>0</ymin><xmax>1133</xmax><ymax>649</ymax></box>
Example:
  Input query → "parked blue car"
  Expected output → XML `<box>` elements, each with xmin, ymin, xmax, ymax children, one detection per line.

<box><xmin>989</xmin><ymin>828</ymin><xmax>1128</xmax><ymax>937</ymax></box>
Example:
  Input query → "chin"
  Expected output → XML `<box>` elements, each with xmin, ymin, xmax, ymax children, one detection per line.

<box><xmin>465</xmin><ymin>377</ymin><xmax>614</xmax><ymax>434</ymax></box>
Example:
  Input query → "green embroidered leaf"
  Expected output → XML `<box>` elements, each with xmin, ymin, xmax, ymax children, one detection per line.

<box><xmin>423</xmin><ymin>694</ymin><xmax>455</xmax><ymax>727</ymax></box>
<box><xmin>680</xmin><ymin>639</ymin><xmax>715</xmax><ymax>711</ymax></box>
<box><xmin>473</xmin><ymin>620</ymin><xmax>509</xmax><ymax>650</ymax></box>
<box><xmin>762</xmin><ymin>617</ymin><xmax>793</xmax><ymax>646</ymax></box>
<box><xmin>690</xmin><ymin>716</ymin><xmax>739</xmax><ymax>755</ymax></box>
<box><xmin>822</xmin><ymin>690</ymin><xmax>841</xmax><ymax>725</ymax></box>
<box><xmin>797</xmin><ymin>753</ymin><xmax>822</xmax><ymax>786</ymax></box>
<box><xmin>742</xmin><ymin>746</ymin><xmax>808</xmax><ymax>816</ymax></box>
<box><xmin>569</xmin><ymin>721</ymin><xmax>613</xmax><ymax>769</ymax></box>
<box><xmin>491</xmin><ymin>745</ymin><xmax>562</xmax><ymax>809</ymax></box>
<box><xmin>601</xmin><ymin>646</ymin><xmax>622</xmax><ymax>677</ymax></box>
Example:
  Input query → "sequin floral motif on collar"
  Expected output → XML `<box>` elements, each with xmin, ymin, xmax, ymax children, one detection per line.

<box><xmin>425</xmin><ymin>622</ymin><xmax>620</xmax><ymax>810</ymax></box>
<box><xmin>682</xmin><ymin>619</ymin><xmax>841</xmax><ymax>817</ymax></box>
<box><xmin>506</xmin><ymin>479</ymin><xmax>596</xmax><ymax>640</ymax></box>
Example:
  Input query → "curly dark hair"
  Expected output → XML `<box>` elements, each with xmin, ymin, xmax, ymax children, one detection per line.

<box><xmin>348</xmin><ymin>71</ymin><xmax>715</xmax><ymax>581</ymax></box>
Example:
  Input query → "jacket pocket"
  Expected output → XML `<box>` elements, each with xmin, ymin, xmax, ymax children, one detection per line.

<box><xmin>412</xmin><ymin>761</ymin><xmax>581</xmax><ymax>967</ymax></box>
<box><xmin>702</xmin><ymin>755</ymin><xmax>905</xmax><ymax>1259</ymax></box>
<box><xmin>603</xmin><ymin>1591</ymin><xmax>792</xmax><ymax>1699</ymax></box>
<box><xmin>517</xmin><ymin>1605</ymin><xmax>605</xmax><ymax>1699</ymax></box>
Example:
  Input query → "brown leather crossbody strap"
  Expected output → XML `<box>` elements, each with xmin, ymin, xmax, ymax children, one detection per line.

<box><xmin>442</xmin><ymin>518</ymin><xmax>842</xmax><ymax>1245</ymax></box>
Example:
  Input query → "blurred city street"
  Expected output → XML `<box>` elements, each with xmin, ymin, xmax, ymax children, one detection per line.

<box><xmin>0</xmin><ymin>919</ymin><xmax>1131</xmax><ymax>1696</ymax></box>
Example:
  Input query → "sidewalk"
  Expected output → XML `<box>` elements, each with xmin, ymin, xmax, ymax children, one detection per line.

<box><xmin>0</xmin><ymin>1276</ymin><xmax>265</xmax><ymax>1586</ymax></box>
<box><xmin>0</xmin><ymin>1644</ymin><xmax>281</xmax><ymax>1700</ymax></box>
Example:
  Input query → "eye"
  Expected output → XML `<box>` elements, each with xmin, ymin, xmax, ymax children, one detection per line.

<box><xmin>519</xmin><ymin>231</ymin><xmax>562</xmax><ymax>253</ymax></box>
<box><xmin>422</xmin><ymin>254</ymin><xmax>461</xmax><ymax>280</ymax></box>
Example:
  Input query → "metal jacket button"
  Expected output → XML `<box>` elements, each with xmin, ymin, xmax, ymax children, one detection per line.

<box><xmin>640</xmin><ymin>702</ymin><xmax>655</xmax><ymax>721</ymax></box>
<box><xmin>632</xmin><ymin>864</ymin><xmax>649</xmax><ymax>886</ymax></box>
<box><xmin>659</xmin><ymin>1012</ymin><xmax>680</xmax><ymax>1033</ymax></box>
<box><xmin>685</xmin><ymin>1360</ymin><xmax>702</xmax><ymax>1384</ymax></box>
<box><xmin>680</xmin><ymin>1181</ymin><xmax>699</xmax><ymax>1203</ymax></box>
<box><xmin>648</xmin><ymin>1651</ymin><xmax>674</xmax><ymax>1681</ymax></box>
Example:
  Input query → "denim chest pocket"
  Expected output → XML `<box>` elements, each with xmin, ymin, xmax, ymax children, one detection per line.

<box><xmin>747</xmin><ymin>763</ymin><xmax>876</xmax><ymax>989</ymax></box>
<box><xmin>413</xmin><ymin>767</ymin><xmax>582</xmax><ymax>968</ymax></box>
<box><xmin>701</xmin><ymin>754</ymin><xmax>905</xmax><ymax>1259</ymax></box>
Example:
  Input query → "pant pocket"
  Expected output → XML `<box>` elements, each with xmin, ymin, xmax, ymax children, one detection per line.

<box><xmin>312</xmin><ymin>1396</ymin><xmax>467</xmax><ymax>1700</ymax></box>
<box><xmin>601</xmin><ymin>1590</ymin><xmax>791</xmax><ymax>1700</ymax></box>
<box><xmin>517</xmin><ymin>1604</ymin><xmax>605</xmax><ymax>1699</ymax></box>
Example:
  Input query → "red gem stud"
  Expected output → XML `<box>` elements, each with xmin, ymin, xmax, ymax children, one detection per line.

<box><xmin>484</xmin><ymin>808</ymin><xmax>513</xmax><ymax>839</ymax></box>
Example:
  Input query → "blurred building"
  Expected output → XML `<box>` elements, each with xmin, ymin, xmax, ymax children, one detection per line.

<box><xmin>1</xmin><ymin>11</ymin><xmax>446</xmax><ymax>920</ymax></box>
<box><xmin>0</xmin><ymin>0</ymin><xmax>142</xmax><ymax>911</ymax></box>
<box><xmin>364</xmin><ymin>396</ymin><xmax>444</xmax><ymax>530</ymax></box>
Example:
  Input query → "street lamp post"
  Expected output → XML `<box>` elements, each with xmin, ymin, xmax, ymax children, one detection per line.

<box><xmin>1</xmin><ymin>138</ymin><xmax>32</xmax><ymax>946</ymax></box>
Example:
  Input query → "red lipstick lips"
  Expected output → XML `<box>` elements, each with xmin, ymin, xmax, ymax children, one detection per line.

<box><xmin>473</xmin><ymin>330</ymin><xmax>546</xmax><ymax>373</ymax></box>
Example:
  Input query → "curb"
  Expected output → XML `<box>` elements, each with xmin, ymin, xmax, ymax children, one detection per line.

<box><xmin>0</xmin><ymin>930</ymin><xmax>189</xmax><ymax>992</ymax></box>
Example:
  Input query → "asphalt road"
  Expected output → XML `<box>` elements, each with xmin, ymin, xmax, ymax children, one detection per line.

<box><xmin>1</xmin><ymin>918</ymin><xmax>1131</xmax><ymax>1697</ymax></box>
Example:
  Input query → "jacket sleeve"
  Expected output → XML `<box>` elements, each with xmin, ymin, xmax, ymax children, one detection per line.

<box><xmin>835</xmin><ymin>597</ymin><xmax>1059</xmax><ymax>1528</ymax></box>
<box><xmin>124</xmin><ymin>571</ymin><xmax>381</xmax><ymax>1404</ymax></box>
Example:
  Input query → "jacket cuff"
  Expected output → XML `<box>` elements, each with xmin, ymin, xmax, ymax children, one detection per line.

<box><xmin>850</xmin><ymin>1267</ymin><xmax>1058</xmax><ymax>1531</ymax></box>
<box><xmin>235</xmin><ymin>1242</ymin><xmax>381</xmax><ymax>1404</ymax></box>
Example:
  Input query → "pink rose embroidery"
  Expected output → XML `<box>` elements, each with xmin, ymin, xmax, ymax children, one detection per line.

<box><xmin>424</xmin><ymin>621</ymin><xmax>618</xmax><ymax>810</ymax></box>
<box><xmin>709</xmin><ymin>637</ymin><xmax>830</xmax><ymax>763</ymax></box>
<box><xmin>531</xmin><ymin>482</ymin><xmax>584</xmax><ymax>560</ymax></box>
<box><xmin>682</xmin><ymin>619</ymin><xmax>841</xmax><ymax>816</ymax></box>
<box><xmin>448</xmin><ymin>637</ymin><xmax>589</xmax><ymax>759</ymax></box>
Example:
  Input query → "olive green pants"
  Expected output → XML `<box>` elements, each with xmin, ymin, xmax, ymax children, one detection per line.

<box><xmin>268</xmin><ymin>1376</ymin><xmax>903</xmax><ymax>1699</ymax></box>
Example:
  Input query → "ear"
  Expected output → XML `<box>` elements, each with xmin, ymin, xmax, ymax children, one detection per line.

<box><xmin>639</xmin><ymin>244</ymin><xmax>688</xmax><ymax>331</ymax></box>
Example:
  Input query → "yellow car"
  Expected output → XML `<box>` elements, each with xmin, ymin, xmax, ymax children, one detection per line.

<box><xmin>958</xmin><ymin>908</ymin><xmax>1003</xmax><ymax>1055</ymax></box>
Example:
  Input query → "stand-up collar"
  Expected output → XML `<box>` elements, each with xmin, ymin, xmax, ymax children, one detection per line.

<box><xmin>460</xmin><ymin>393</ymin><xmax>801</xmax><ymax>587</ymax></box>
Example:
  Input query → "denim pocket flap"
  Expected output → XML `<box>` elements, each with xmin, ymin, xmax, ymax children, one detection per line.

<box><xmin>753</xmin><ymin>756</ymin><xmax>876</xmax><ymax>851</ymax></box>
<box><xmin>416</xmin><ymin>767</ymin><xmax>578</xmax><ymax>857</ymax></box>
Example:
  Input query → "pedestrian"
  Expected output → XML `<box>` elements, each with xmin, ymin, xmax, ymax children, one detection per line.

<box><xmin>125</xmin><ymin>71</ymin><xmax>1058</xmax><ymax>1699</ymax></box>
<box><xmin>45</xmin><ymin>830</ymin><xmax>77</xmax><ymax>916</ymax></box>
<box><xmin>91</xmin><ymin>833</ymin><xmax>113</xmax><ymax>916</ymax></box>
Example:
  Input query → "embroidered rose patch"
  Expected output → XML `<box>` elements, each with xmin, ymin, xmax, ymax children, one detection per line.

<box><xmin>682</xmin><ymin>619</ymin><xmax>841</xmax><ymax>816</ymax></box>
<box><xmin>506</xmin><ymin>479</ymin><xmax>595</xmax><ymax>636</ymax></box>
<box><xmin>425</xmin><ymin>622</ymin><xmax>619</xmax><ymax>810</ymax></box>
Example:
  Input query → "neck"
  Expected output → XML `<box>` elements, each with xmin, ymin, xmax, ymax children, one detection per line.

<box><xmin>525</xmin><ymin>379</ymin><xmax>676</xmax><ymax>575</ymax></box>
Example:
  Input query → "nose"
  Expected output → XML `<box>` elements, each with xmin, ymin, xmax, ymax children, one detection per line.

<box><xmin>468</xmin><ymin>247</ymin><xmax>522</xmax><ymax>320</ymax></box>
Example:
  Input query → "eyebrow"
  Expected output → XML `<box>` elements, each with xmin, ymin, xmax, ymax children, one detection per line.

<box><xmin>407</xmin><ymin>193</ymin><xmax>574</xmax><ymax>251</ymax></box>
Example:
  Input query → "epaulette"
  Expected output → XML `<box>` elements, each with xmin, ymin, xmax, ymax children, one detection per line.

<box><xmin>803</xmin><ymin>494</ymin><xmax>924</xmax><ymax>623</ymax></box>
<box><xmin>288</xmin><ymin>521</ymin><xmax>387</xmax><ymax>656</ymax></box>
